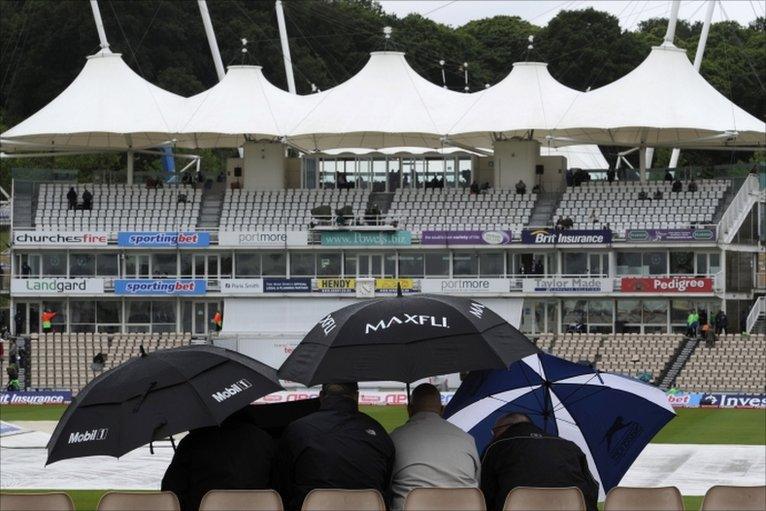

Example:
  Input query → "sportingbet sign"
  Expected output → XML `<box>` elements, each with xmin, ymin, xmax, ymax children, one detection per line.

<box><xmin>117</xmin><ymin>231</ymin><xmax>210</xmax><ymax>247</ymax></box>
<box><xmin>114</xmin><ymin>279</ymin><xmax>206</xmax><ymax>295</ymax></box>
<box><xmin>11</xmin><ymin>278</ymin><xmax>105</xmax><ymax>296</ymax></box>
<box><xmin>12</xmin><ymin>231</ymin><xmax>108</xmax><ymax>247</ymax></box>
<box><xmin>620</xmin><ymin>276</ymin><xmax>713</xmax><ymax>293</ymax></box>
<box><xmin>521</xmin><ymin>228</ymin><xmax>612</xmax><ymax>245</ymax></box>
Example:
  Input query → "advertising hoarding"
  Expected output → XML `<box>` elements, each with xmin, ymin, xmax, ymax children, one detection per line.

<box><xmin>421</xmin><ymin>279</ymin><xmax>510</xmax><ymax>294</ymax></box>
<box><xmin>320</xmin><ymin>230</ymin><xmax>412</xmax><ymax>246</ymax></box>
<box><xmin>220</xmin><ymin>279</ymin><xmax>264</xmax><ymax>294</ymax></box>
<box><xmin>521</xmin><ymin>228</ymin><xmax>612</xmax><ymax>245</ymax></box>
<box><xmin>114</xmin><ymin>279</ymin><xmax>207</xmax><ymax>295</ymax></box>
<box><xmin>12</xmin><ymin>231</ymin><xmax>108</xmax><ymax>247</ymax></box>
<box><xmin>218</xmin><ymin>231</ymin><xmax>308</xmax><ymax>247</ymax></box>
<box><xmin>625</xmin><ymin>228</ymin><xmax>717</xmax><ymax>242</ymax></box>
<box><xmin>522</xmin><ymin>277</ymin><xmax>613</xmax><ymax>293</ymax></box>
<box><xmin>421</xmin><ymin>230</ymin><xmax>513</xmax><ymax>245</ymax></box>
<box><xmin>263</xmin><ymin>278</ymin><xmax>312</xmax><ymax>293</ymax></box>
<box><xmin>11</xmin><ymin>278</ymin><xmax>105</xmax><ymax>296</ymax></box>
<box><xmin>620</xmin><ymin>276</ymin><xmax>713</xmax><ymax>293</ymax></box>
<box><xmin>117</xmin><ymin>231</ymin><xmax>210</xmax><ymax>248</ymax></box>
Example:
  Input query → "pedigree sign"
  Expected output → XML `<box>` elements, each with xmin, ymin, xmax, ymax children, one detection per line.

<box><xmin>621</xmin><ymin>276</ymin><xmax>713</xmax><ymax>293</ymax></box>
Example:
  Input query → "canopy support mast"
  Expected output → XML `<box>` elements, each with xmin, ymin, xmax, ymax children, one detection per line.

<box><xmin>663</xmin><ymin>0</ymin><xmax>682</xmax><ymax>45</ymax></box>
<box><xmin>275</xmin><ymin>0</ymin><xmax>297</xmax><ymax>94</ymax></box>
<box><xmin>197</xmin><ymin>0</ymin><xmax>225</xmax><ymax>82</ymax></box>
<box><xmin>670</xmin><ymin>0</ymin><xmax>715</xmax><ymax>168</ymax></box>
<box><xmin>89</xmin><ymin>0</ymin><xmax>110</xmax><ymax>49</ymax></box>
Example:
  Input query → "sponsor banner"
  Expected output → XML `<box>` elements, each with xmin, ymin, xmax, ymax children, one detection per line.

<box><xmin>263</xmin><ymin>278</ymin><xmax>312</xmax><ymax>293</ymax></box>
<box><xmin>220</xmin><ymin>279</ymin><xmax>264</xmax><ymax>295</ymax></box>
<box><xmin>254</xmin><ymin>391</ymin><xmax>455</xmax><ymax>406</ymax></box>
<box><xmin>374</xmin><ymin>278</ymin><xmax>420</xmax><ymax>294</ymax></box>
<box><xmin>0</xmin><ymin>390</ymin><xmax>73</xmax><ymax>405</ymax></box>
<box><xmin>522</xmin><ymin>277</ymin><xmax>613</xmax><ymax>293</ymax></box>
<box><xmin>421</xmin><ymin>230</ymin><xmax>513</xmax><ymax>245</ymax></box>
<box><xmin>700</xmin><ymin>393</ymin><xmax>766</xmax><ymax>409</ymax></box>
<box><xmin>12</xmin><ymin>231</ymin><xmax>108</xmax><ymax>247</ymax></box>
<box><xmin>219</xmin><ymin>230</ymin><xmax>308</xmax><ymax>247</ymax></box>
<box><xmin>665</xmin><ymin>390</ymin><xmax>703</xmax><ymax>408</ymax></box>
<box><xmin>117</xmin><ymin>231</ymin><xmax>210</xmax><ymax>248</ymax></box>
<box><xmin>114</xmin><ymin>279</ymin><xmax>206</xmax><ymax>295</ymax></box>
<box><xmin>625</xmin><ymin>228</ymin><xmax>717</xmax><ymax>243</ymax></box>
<box><xmin>621</xmin><ymin>276</ymin><xmax>713</xmax><ymax>293</ymax></box>
<box><xmin>521</xmin><ymin>228</ymin><xmax>612</xmax><ymax>245</ymax></box>
<box><xmin>421</xmin><ymin>278</ymin><xmax>510</xmax><ymax>294</ymax></box>
<box><xmin>11</xmin><ymin>278</ymin><xmax>105</xmax><ymax>296</ymax></box>
<box><xmin>313</xmin><ymin>278</ymin><xmax>356</xmax><ymax>293</ymax></box>
<box><xmin>320</xmin><ymin>230</ymin><xmax>412</xmax><ymax>247</ymax></box>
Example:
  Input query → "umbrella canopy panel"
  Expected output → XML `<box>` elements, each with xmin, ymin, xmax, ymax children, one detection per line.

<box><xmin>278</xmin><ymin>294</ymin><xmax>538</xmax><ymax>385</ymax></box>
<box><xmin>1</xmin><ymin>49</ymin><xmax>185</xmax><ymax>152</ymax></box>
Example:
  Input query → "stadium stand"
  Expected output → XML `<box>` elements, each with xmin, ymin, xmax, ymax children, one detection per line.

<box><xmin>220</xmin><ymin>188</ymin><xmax>369</xmax><ymax>231</ymax></box>
<box><xmin>555</xmin><ymin>179</ymin><xmax>728</xmax><ymax>231</ymax></box>
<box><xmin>675</xmin><ymin>334</ymin><xmax>766</xmax><ymax>394</ymax></box>
<box><xmin>386</xmin><ymin>188</ymin><xmax>535</xmax><ymax>236</ymax></box>
<box><xmin>34</xmin><ymin>184</ymin><xmax>201</xmax><ymax>232</ymax></box>
<box><xmin>29</xmin><ymin>332</ymin><xmax>190</xmax><ymax>393</ymax></box>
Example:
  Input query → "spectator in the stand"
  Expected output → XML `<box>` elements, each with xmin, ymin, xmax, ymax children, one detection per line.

<box><xmin>211</xmin><ymin>310</ymin><xmax>223</xmax><ymax>332</ymax></box>
<box><xmin>14</xmin><ymin>310</ymin><xmax>23</xmax><ymax>334</ymax></box>
<box><xmin>533</xmin><ymin>259</ymin><xmax>544</xmax><ymax>275</ymax></box>
<box><xmin>739</xmin><ymin>310</ymin><xmax>748</xmax><ymax>334</ymax></box>
<box><xmin>41</xmin><ymin>309</ymin><xmax>57</xmax><ymax>334</ymax></box>
<box><xmin>470</xmin><ymin>181</ymin><xmax>480</xmax><ymax>194</ymax></box>
<box><xmin>555</xmin><ymin>216</ymin><xmax>565</xmax><ymax>231</ymax></box>
<box><xmin>564</xmin><ymin>216</ymin><xmax>574</xmax><ymax>229</ymax></box>
<box><xmin>67</xmin><ymin>187</ymin><xmax>78</xmax><ymax>210</ymax></box>
<box><xmin>699</xmin><ymin>310</ymin><xmax>708</xmax><ymax>329</ymax></box>
<box><xmin>197</xmin><ymin>170</ymin><xmax>205</xmax><ymax>184</ymax></box>
<box><xmin>715</xmin><ymin>310</ymin><xmax>727</xmax><ymax>335</ymax></box>
<box><xmin>8</xmin><ymin>339</ymin><xmax>18</xmax><ymax>366</ymax></box>
<box><xmin>688</xmin><ymin>179</ymin><xmax>698</xmax><ymax>192</ymax></box>
<box><xmin>589</xmin><ymin>210</ymin><xmax>599</xmax><ymax>225</ymax></box>
<box><xmin>565</xmin><ymin>168</ymin><xmax>574</xmax><ymax>187</ymax></box>
<box><xmin>82</xmin><ymin>188</ymin><xmax>93</xmax><ymax>210</ymax></box>
<box><xmin>638</xmin><ymin>190</ymin><xmax>649</xmax><ymax>200</ymax></box>
<box><xmin>21</xmin><ymin>261</ymin><xmax>31</xmax><ymax>277</ymax></box>
<box><xmin>181</xmin><ymin>172</ymin><xmax>193</xmax><ymax>185</ymax></box>
<box><xmin>6</xmin><ymin>366</ymin><xmax>20</xmax><ymax>392</ymax></box>
<box><xmin>217</xmin><ymin>170</ymin><xmax>226</xmax><ymax>183</ymax></box>
<box><xmin>515</xmin><ymin>180</ymin><xmax>527</xmax><ymax>195</ymax></box>
<box><xmin>653</xmin><ymin>190</ymin><xmax>664</xmax><ymax>200</ymax></box>
<box><xmin>672</xmin><ymin>178</ymin><xmax>683</xmax><ymax>193</ymax></box>
<box><xmin>664</xmin><ymin>170</ymin><xmax>674</xmax><ymax>182</ymax></box>
<box><xmin>686</xmin><ymin>310</ymin><xmax>699</xmax><ymax>338</ymax></box>
<box><xmin>481</xmin><ymin>182</ymin><xmax>491</xmax><ymax>192</ymax></box>
<box><xmin>606</xmin><ymin>168</ymin><xmax>615</xmax><ymax>183</ymax></box>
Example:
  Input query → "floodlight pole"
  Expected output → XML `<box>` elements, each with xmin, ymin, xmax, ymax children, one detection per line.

<box><xmin>670</xmin><ymin>0</ymin><xmax>715</xmax><ymax>168</ymax></box>
<box><xmin>198</xmin><ymin>0</ymin><xmax>225</xmax><ymax>82</ymax></box>
<box><xmin>89</xmin><ymin>0</ymin><xmax>110</xmax><ymax>49</ymax></box>
<box><xmin>275</xmin><ymin>0</ymin><xmax>297</xmax><ymax>94</ymax></box>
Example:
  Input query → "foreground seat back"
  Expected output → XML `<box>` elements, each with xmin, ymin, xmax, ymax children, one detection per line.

<box><xmin>503</xmin><ymin>487</ymin><xmax>586</xmax><ymax>511</ymax></box>
<box><xmin>97</xmin><ymin>491</ymin><xmax>180</xmax><ymax>511</ymax></box>
<box><xmin>200</xmin><ymin>490</ymin><xmax>284</xmax><ymax>511</ymax></box>
<box><xmin>604</xmin><ymin>486</ymin><xmax>683</xmax><ymax>511</ymax></box>
<box><xmin>404</xmin><ymin>488</ymin><xmax>486</xmax><ymax>511</ymax></box>
<box><xmin>301</xmin><ymin>489</ymin><xmax>385</xmax><ymax>511</ymax></box>
<box><xmin>0</xmin><ymin>492</ymin><xmax>74</xmax><ymax>511</ymax></box>
<box><xmin>701</xmin><ymin>485</ymin><xmax>766</xmax><ymax>511</ymax></box>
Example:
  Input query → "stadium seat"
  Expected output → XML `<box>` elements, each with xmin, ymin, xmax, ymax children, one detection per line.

<box><xmin>502</xmin><ymin>487</ymin><xmax>586</xmax><ymax>511</ymax></box>
<box><xmin>97</xmin><ymin>491</ymin><xmax>180</xmax><ymax>511</ymax></box>
<box><xmin>199</xmin><ymin>490</ymin><xmax>283</xmax><ymax>511</ymax></box>
<box><xmin>0</xmin><ymin>492</ymin><xmax>75</xmax><ymax>511</ymax></box>
<box><xmin>604</xmin><ymin>486</ymin><xmax>683</xmax><ymax>510</ymax></box>
<box><xmin>404</xmin><ymin>488</ymin><xmax>486</xmax><ymax>510</ymax></box>
<box><xmin>300</xmin><ymin>489</ymin><xmax>385</xmax><ymax>511</ymax></box>
<box><xmin>700</xmin><ymin>485</ymin><xmax>766</xmax><ymax>511</ymax></box>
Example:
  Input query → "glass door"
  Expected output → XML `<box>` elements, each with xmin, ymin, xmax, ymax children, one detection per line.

<box><xmin>192</xmin><ymin>254</ymin><xmax>220</xmax><ymax>280</ymax></box>
<box><xmin>124</xmin><ymin>254</ymin><xmax>150</xmax><ymax>278</ymax></box>
<box><xmin>357</xmin><ymin>254</ymin><xmax>384</xmax><ymax>278</ymax></box>
<box><xmin>192</xmin><ymin>301</ymin><xmax>222</xmax><ymax>335</ymax></box>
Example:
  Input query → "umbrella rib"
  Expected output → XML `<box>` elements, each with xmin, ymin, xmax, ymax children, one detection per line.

<box><xmin>482</xmin><ymin>393</ymin><xmax>581</xmax><ymax>429</ymax></box>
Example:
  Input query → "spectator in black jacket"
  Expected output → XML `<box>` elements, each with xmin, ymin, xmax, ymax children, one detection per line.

<box><xmin>480</xmin><ymin>413</ymin><xmax>598</xmax><ymax>511</ymax></box>
<box><xmin>276</xmin><ymin>382</ymin><xmax>395</xmax><ymax>511</ymax></box>
<box><xmin>715</xmin><ymin>310</ymin><xmax>727</xmax><ymax>335</ymax></box>
<box><xmin>161</xmin><ymin>408</ymin><xmax>276</xmax><ymax>511</ymax></box>
<box><xmin>66</xmin><ymin>187</ymin><xmax>78</xmax><ymax>210</ymax></box>
<box><xmin>672</xmin><ymin>179</ymin><xmax>683</xmax><ymax>193</ymax></box>
<box><xmin>664</xmin><ymin>170</ymin><xmax>674</xmax><ymax>182</ymax></box>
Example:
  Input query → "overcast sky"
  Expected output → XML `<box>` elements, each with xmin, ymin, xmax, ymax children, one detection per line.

<box><xmin>378</xmin><ymin>1</ymin><xmax>764</xmax><ymax>30</ymax></box>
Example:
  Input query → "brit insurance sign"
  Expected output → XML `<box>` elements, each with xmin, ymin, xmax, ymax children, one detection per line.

<box><xmin>11</xmin><ymin>278</ymin><xmax>105</xmax><ymax>295</ymax></box>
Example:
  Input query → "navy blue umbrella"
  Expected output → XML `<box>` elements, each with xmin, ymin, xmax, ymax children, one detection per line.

<box><xmin>444</xmin><ymin>352</ymin><xmax>675</xmax><ymax>498</ymax></box>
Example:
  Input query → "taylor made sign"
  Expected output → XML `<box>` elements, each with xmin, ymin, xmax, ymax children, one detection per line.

<box><xmin>12</xmin><ymin>231</ymin><xmax>108</xmax><ymax>247</ymax></box>
<box><xmin>114</xmin><ymin>279</ymin><xmax>206</xmax><ymax>295</ymax></box>
<box><xmin>117</xmin><ymin>231</ymin><xmax>210</xmax><ymax>248</ymax></box>
<box><xmin>625</xmin><ymin>228</ymin><xmax>717</xmax><ymax>243</ymax></box>
<box><xmin>11</xmin><ymin>278</ymin><xmax>105</xmax><ymax>296</ymax></box>
<box><xmin>421</xmin><ymin>279</ymin><xmax>509</xmax><ymax>294</ymax></box>
<box><xmin>522</xmin><ymin>277</ymin><xmax>613</xmax><ymax>293</ymax></box>
<box><xmin>218</xmin><ymin>230</ymin><xmax>308</xmax><ymax>247</ymax></box>
<box><xmin>421</xmin><ymin>230</ymin><xmax>513</xmax><ymax>245</ymax></box>
<box><xmin>220</xmin><ymin>279</ymin><xmax>264</xmax><ymax>294</ymax></box>
<box><xmin>521</xmin><ymin>228</ymin><xmax>612</xmax><ymax>245</ymax></box>
<box><xmin>620</xmin><ymin>276</ymin><xmax>713</xmax><ymax>293</ymax></box>
<box><xmin>320</xmin><ymin>230</ymin><xmax>412</xmax><ymax>246</ymax></box>
<box><xmin>0</xmin><ymin>390</ymin><xmax>73</xmax><ymax>405</ymax></box>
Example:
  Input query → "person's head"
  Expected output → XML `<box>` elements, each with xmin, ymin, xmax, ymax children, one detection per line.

<box><xmin>407</xmin><ymin>383</ymin><xmax>443</xmax><ymax>418</ymax></box>
<box><xmin>320</xmin><ymin>382</ymin><xmax>359</xmax><ymax>405</ymax></box>
<box><xmin>491</xmin><ymin>412</ymin><xmax>531</xmax><ymax>439</ymax></box>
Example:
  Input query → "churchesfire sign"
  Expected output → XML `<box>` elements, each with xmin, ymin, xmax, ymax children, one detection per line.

<box><xmin>620</xmin><ymin>276</ymin><xmax>713</xmax><ymax>293</ymax></box>
<box><xmin>521</xmin><ymin>228</ymin><xmax>612</xmax><ymax>245</ymax></box>
<box><xmin>12</xmin><ymin>231</ymin><xmax>108</xmax><ymax>247</ymax></box>
<box><xmin>11</xmin><ymin>278</ymin><xmax>105</xmax><ymax>296</ymax></box>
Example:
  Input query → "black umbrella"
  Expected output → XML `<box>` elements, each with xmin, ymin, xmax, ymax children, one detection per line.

<box><xmin>47</xmin><ymin>345</ymin><xmax>283</xmax><ymax>464</ymax></box>
<box><xmin>278</xmin><ymin>293</ymin><xmax>539</xmax><ymax>387</ymax></box>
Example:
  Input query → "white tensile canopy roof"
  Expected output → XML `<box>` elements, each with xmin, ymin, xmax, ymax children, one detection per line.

<box><xmin>446</xmin><ymin>62</ymin><xmax>581</xmax><ymax>148</ymax></box>
<box><xmin>315</xmin><ymin>146</ymin><xmax>483</xmax><ymax>157</ymax></box>
<box><xmin>176</xmin><ymin>65</ymin><xmax>320</xmax><ymax>149</ymax></box>
<box><xmin>0</xmin><ymin>49</ymin><xmax>184</xmax><ymax>152</ymax></box>
<box><xmin>552</xmin><ymin>44</ymin><xmax>766</xmax><ymax>148</ymax></box>
<box><xmin>541</xmin><ymin>144</ymin><xmax>608</xmax><ymax>169</ymax></box>
<box><xmin>286</xmin><ymin>51</ymin><xmax>470</xmax><ymax>151</ymax></box>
